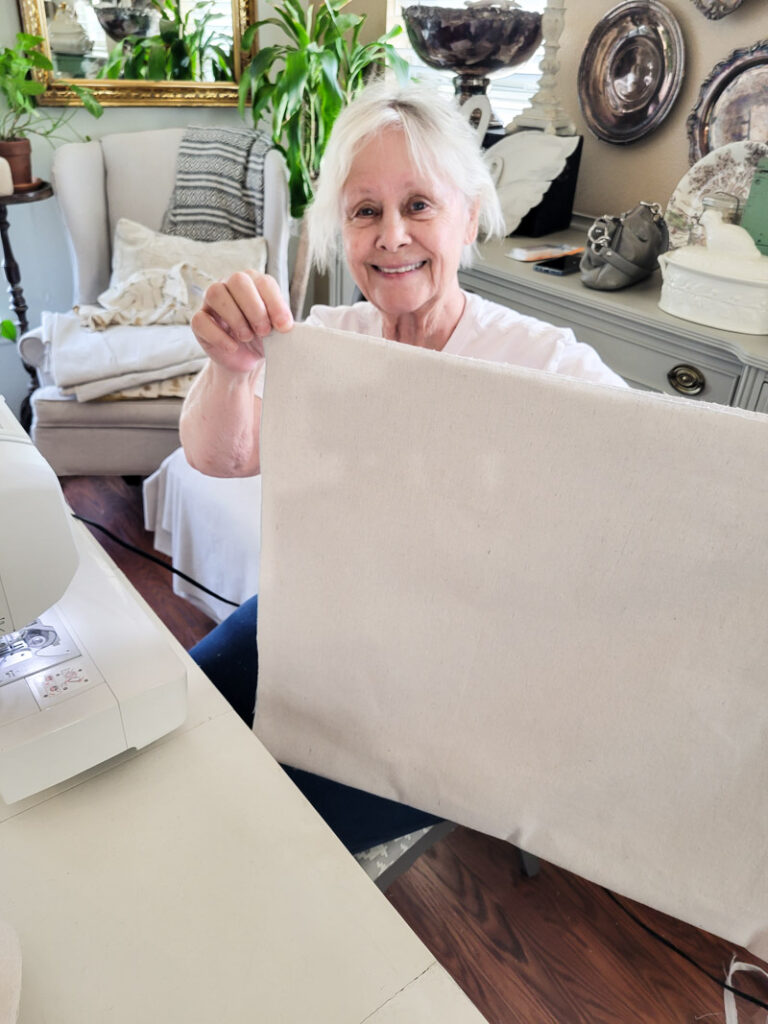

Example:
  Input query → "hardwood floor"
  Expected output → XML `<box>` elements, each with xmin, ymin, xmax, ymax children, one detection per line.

<box><xmin>62</xmin><ymin>475</ymin><xmax>768</xmax><ymax>1024</ymax></box>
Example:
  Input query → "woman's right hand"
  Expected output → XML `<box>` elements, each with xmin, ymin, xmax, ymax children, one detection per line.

<box><xmin>190</xmin><ymin>270</ymin><xmax>294</xmax><ymax>375</ymax></box>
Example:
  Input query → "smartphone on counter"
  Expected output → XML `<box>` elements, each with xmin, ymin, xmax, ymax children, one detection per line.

<box><xmin>507</xmin><ymin>243</ymin><xmax>584</xmax><ymax>262</ymax></box>
<box><xmin>533</xmin><ymin>253</ymin><xmax>583</xmax><ymax>276</ymax></box>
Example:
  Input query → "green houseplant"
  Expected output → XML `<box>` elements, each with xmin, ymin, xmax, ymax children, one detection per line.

<box><xmin>98</xmin><ymin>0</ymin><xmax>234</xmax><ymax>82</ymax></box>
<box><xmin>238</xmin><ymin>0</ymin><xmax>409</xmax><ymax>314</ymax></box>
<box><xmin>0</xmin><ymin>32</ymin><xmax>102</xmax><ymax>186</ymax></box>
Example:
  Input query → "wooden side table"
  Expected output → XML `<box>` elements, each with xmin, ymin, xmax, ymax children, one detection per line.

<box><xmin>0</xmin><ymin>181</ymin><xmax>54</xmax><ymax>430</ymax></box>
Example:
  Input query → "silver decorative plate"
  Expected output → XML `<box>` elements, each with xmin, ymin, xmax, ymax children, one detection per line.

<box><xmin>689</xmin><ymin>0</ymin><xmax>745</xmax><ymax>19</ymax></box>
<box><xmin>687</xmin><ymin>39</ymin><xmax>768</xmax><ymax>164</ymax></box>
<box><xmin>578</xmin><ymin>0</ymin><xmax>685</xmax><ymax>145</ymax></box>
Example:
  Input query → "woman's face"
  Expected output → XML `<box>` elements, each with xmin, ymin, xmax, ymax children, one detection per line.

<box><xmin>341</xmin><ymin>128</ymin><xmax>479</xmax><ymax>324</ymax></box>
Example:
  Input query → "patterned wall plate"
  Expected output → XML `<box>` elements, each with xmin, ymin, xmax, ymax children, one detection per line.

<box><xmin>578</xmin><ymin>0</ymin><xmax>685</xmax><ymax>145</ymax></box>
<box><xmin>665</xmin><ymin>140</ymin><xmax>768</xmax><ymax>248</ymax></box>
<box><xmin>687</xmin><ymin>39</ymin><xmax>768</xmax><ymax>164</ymax></box>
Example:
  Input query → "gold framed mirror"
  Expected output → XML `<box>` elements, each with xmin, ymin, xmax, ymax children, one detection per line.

<box><xmin>16</xmin><ymin>0</ymin><xmax>255</xmax><ymax>106</ymax></box>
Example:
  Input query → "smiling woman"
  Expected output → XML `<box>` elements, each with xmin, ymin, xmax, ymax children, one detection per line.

<box><xmin>15</xmin><ymin>0</ymin><xmax>250</xmax><ymax>105</ymax></box>
<box><xmin>339</xmin><ymin>127</ymin><xmax>479</xmax><ymax>347</ymax></box>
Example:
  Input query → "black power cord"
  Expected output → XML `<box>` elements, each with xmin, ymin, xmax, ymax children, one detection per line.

<box><xmin>605</xmin><ymin>889</ymin><xmax>768</xmax><ymax>1012</ymax></box>
<box><xmin>72</xmin><ymin>512</ymin><xmax>241</xmax><ymax>609</ymax></box>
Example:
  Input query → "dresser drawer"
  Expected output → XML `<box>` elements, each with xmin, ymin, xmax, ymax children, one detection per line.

<box><xmin>586</xmin><ymin>333</ymin><xmax>741</xmax><ymax>405</ymax></box>
<box><xmin>460</xmin><ymin>273</ymin><xmax>743</xmax><ymax>406</ymax></box>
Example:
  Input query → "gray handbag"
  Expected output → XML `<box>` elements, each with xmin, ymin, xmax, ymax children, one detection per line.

<box><xmin>580</xmin><ymin>201</ymin><xmax>669</xmax><ymax>290</ymax></box>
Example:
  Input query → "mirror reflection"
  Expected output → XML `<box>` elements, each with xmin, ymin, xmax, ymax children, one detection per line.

<box><xmin>17</xmin><ymin>0</ymin><xmax>248</xmax><ymax>105</ymax></box>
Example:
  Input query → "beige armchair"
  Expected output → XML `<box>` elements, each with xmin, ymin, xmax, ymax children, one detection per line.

<box><xmin>20</xmin><ymin>126</ymin><xmax>290</xmax><ymax>477</ymax></box>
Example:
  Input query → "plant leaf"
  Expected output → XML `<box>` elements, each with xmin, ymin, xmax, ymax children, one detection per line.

<box><xmin>280</xmin><ymin>49</ymin><xmax>310</xmax><ymax>114</ymax></box>
<box><xmin>148</xmin><ymin>42</ymin><xmax>170</xmax><ymax>78</ymax></box>
<box><xmin>241</xmin><ymin>44</ymin><xmax>281</xmax><ymax>84</ymax></box>
<box><xmin>70</xmin><ymin>85</ymin><xmax>103</xmax><ymax>117</ymax></box>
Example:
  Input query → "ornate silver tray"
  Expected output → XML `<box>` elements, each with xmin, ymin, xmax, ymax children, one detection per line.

<box><xmin>687</xmin><ymin>39</ymin><xmax>768</xmax><ymax>164</ymax></box>
<box><xmin>577</xmin><ymin>0</ymin><xmax>685</xmax><ymax>145</ymax></box>
<box><xmin>689</xmin><ymin>0</ymin><xmax>745</xmax><ymax>18</ymax></box>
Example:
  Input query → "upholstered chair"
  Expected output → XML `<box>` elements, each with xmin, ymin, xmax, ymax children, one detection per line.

<box><xmin>19</xmin><ymin>127</ymin><xmax>290</xmax><ymax>477</ymax></box>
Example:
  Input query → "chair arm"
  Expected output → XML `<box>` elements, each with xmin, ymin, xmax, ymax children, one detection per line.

<box><xmin>18</xmin><ymin>327</ymin><xmax>46</xmax><ymax>371</ymax></box>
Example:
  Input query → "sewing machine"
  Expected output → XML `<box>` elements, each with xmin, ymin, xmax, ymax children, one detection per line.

<box><xmin>0</xmin><ymin>397</ymin><xmax>186</xmax><ymax>803</ymax></box>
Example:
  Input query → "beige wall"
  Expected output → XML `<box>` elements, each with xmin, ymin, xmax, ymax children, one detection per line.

<box><xmin>348</xmin><ymin>0</ymin><xmax>388</xmax><ymax>39</ymax></box>
<box><xmin>538</xmin><ymin>0</ymin><xmax>762</xmax><ymax>217</ymax></box>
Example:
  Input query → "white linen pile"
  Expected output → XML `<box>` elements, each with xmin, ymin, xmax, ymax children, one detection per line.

<box><xmin>36</xmin><ymin>218</ymin><xmax>270</xmax><ymax>401</ymax></box>
<box><xmin>41</xmin><ymin>312</ymin><xmax>206</xmax><ymax>402</ymax></box>
<box><xmin>255</xmin><ymin>323</ymin><xmax>768</xmax><ymax>959</ymax></box>
<box><xmin>78</xmin><ymin>261</ymin><xmax>213</xmax><ymax>330</ymax></box>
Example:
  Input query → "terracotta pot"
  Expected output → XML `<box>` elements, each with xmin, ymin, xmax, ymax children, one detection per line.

<box><xmin>0</xmin><ymin>139</ymin><xmax>33</xmax><ymax>189</ymax></box>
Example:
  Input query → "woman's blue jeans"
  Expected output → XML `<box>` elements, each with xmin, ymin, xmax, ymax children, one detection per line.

<box><xmin>189</xmin><ymin>594</ymin><xmax>442</xmax><ymax>854</ymax></box>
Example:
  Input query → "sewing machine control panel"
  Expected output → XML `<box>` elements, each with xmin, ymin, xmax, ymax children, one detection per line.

<box><xmin>0</xmin><ymin>607</ymin><xmax>105</xmax><ymax>726</ymax></box>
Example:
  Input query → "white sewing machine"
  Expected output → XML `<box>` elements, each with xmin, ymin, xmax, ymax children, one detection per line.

<box><xmin>0</xmin><ymin>397</ymin><xmax>186</xmax><ymax>803</ymax></box>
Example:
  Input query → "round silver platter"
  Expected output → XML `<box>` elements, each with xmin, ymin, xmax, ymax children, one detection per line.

<box><xmin>686</xmin><ymin>39</ymin><xmax>768</xmax><ymax>164</ymax></box>
<box><xmin>577</xmin><ymin>0</ymin><xmax>685</xmax><ymax>145</ymax></box>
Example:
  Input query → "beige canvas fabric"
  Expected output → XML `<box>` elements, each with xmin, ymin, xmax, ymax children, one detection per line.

<box><xmin>255</xmin><ymin>323</ymin><xmax>768</xmax><ymax>957</ymax></box>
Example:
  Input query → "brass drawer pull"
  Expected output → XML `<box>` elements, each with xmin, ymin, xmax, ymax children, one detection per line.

<box><xmin>667</xmin><ymin>364</ymin><xmax>705</xmax><ymax>395</ymax></box>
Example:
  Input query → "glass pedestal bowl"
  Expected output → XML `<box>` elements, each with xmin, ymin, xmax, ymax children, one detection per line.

<box><xmin>94</xmin><ymin>1</ymin><xmax>153</xmax><ymax>42</ymax></box>
<box><xmin>402</xmin><ymin>2</ymin><xmax>542</xmax><ymax>126</ymax></box>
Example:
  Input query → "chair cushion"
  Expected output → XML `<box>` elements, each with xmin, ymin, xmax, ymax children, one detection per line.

<box><xmin>31</xmin><ymin>386</ymin><xmax>182</xmax><ymax>427</ymax></box>
<box><xmin>31</xmin><ymin>387</ymin><xmax>183</xmax><ymax>476</ymax></box>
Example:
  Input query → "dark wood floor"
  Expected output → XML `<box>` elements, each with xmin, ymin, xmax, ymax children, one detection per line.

<box><xmin>63</xmin><ymin>475</ymin><xmax>768</xmax><ymax>1024</ymax></box>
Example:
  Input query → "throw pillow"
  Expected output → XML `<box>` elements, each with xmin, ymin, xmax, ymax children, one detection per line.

<box><xmin>111</xmin><ymin>217</ymin><xmax>267</xmax><ymax>288</ymax></box>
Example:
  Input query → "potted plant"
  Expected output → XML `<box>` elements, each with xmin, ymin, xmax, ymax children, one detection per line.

<box><xmin>238</xmin><ymin>0</ymin><xmax>409</xmax><ymax>315</ymax></box>
<box><xmin>98</xmin><ymin>0</ymin><xmax>234</xmax><ymax>83</ymax></box>
<box><xmin>0</xmin><ymin>32</ymin><xmax>102</xmax><ymax>188</ymax></box>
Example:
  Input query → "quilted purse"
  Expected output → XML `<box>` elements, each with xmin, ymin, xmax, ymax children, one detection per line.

<box><xmin>580</xmin><ymin>202</ymin><xmax>669</xmax><ymax>291</ymax></box>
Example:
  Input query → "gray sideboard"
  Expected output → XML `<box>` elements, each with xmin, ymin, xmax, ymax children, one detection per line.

<box><xmin>460</xmin><ymin>230</ymin><xmax>768</xmax><ymax>411</ymax></box>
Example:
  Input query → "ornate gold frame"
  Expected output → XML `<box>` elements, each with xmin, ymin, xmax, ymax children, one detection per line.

<box><xmin>17</xmin><ymin>0</ymin><xmax>257</xmax><ymax>106</ymax></box>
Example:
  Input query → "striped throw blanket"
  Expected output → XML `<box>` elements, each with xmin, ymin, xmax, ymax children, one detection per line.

<box><xmin>162</xmin><ymin>125</ymin><xmax>272</xmax><ymax>241</ymax></box>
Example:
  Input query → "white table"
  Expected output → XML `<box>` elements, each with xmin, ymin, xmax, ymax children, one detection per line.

<box><xmin>0</xmin><ymin>527</ymin><xmax>486</xmax><ymax>1023</ymax></box>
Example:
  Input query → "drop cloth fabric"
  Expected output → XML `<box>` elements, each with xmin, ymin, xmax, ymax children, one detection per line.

<box><xmin>254</xmin><ymin>322</ymin><xmax>768</xmax><ymax>959</ymax></box>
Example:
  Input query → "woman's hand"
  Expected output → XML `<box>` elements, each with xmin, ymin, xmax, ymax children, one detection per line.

<box><xmin>191</xmin><ymin>270</ymin><xmax>294</xmax><ymax>374</ymax></box>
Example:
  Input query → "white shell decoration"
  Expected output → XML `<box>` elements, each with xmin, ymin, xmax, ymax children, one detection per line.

<box><xmin>483</xmin><ymin>131</ymin><xmax>580</xmax><ymax>234</ymax></box>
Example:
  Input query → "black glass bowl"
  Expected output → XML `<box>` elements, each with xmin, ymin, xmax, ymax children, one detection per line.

<box><xmin>402</xmin><ymin>4</ymin><xmax>542</xmax><ymax>79</ymax></box>
<box><xmin>95</xmin><ymin>5</ymin><xmax>153</xmax><ymax>41</ymax></box>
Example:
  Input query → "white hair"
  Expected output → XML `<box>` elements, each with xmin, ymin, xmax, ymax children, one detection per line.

<box><xmin>306</xmin><ymin>80</ymin><xmax>505</xmax><ymax>273</ymax></box>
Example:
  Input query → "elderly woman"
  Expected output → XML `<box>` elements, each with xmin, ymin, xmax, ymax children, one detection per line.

<box><xmin>180</xmin><ymin>81</ymin><xmax>626</xmax><ymax>853</ymax></box>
